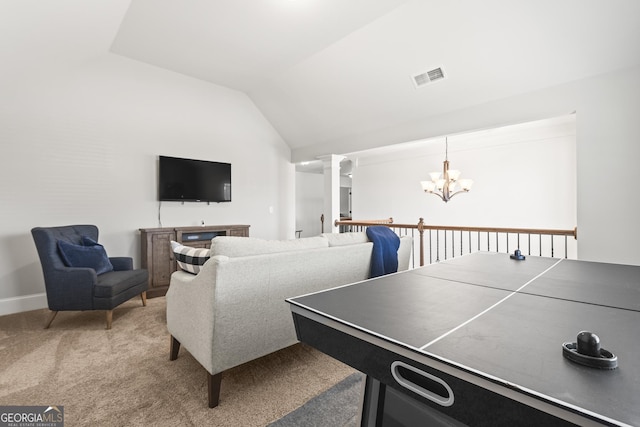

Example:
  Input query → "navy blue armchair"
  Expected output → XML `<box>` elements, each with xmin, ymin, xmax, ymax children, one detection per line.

<box><xmin>31</xmin><ymin>225</ymin><xmax>148</xmax><ymax>329</ymax></box>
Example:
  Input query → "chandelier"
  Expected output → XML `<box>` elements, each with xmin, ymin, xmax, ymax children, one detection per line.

<box><xmin>420</xmin><ymin>137</ymin><xmax>473</xmax><ymax>202</ymax></box>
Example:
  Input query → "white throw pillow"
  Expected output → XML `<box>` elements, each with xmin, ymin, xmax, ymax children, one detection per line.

<box><xmin>170</xmin><ymin>241</ymin><xmax>210</xmax><ymax>274</ymax></box>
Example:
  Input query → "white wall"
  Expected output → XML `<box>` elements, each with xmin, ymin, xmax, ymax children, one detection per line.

<box><xmin>295</xmin><ymin>172</ymin><xmax>353</xmax><ymax>237</ymax></box>
<box><xmin>340</xmin><ymin>186</ymin><xmax>351</xmax><ymax>217</ymax></box>
<box><xmin>295</xmin><ymin>172</ymin><xmax>324</xmax><ymax>237</ymax></box>
<box><xmin>575</xmin><ymin>67</ymin><xmax>640</xmax><ymax>264</ymax></box>
<box><xmin>351</xmin><ymin>116</ymin><xmax>577</xmax><ymax>260</ymax></box>
<box><xmin>0</xmin><ymin>54</ymin><xmax>294</xmax><ymax>314</ymax></box>
<box><xmin>352</xmin><ymin>115</ymin><xmax>576</xmax><ymax>228</ymax></box>
<box><xmin>313</xmin><ymin>65</ymin><xmax>640</xmax><ymax>266</ymax></box>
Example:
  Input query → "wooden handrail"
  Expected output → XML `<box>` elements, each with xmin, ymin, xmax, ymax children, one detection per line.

<box><xmin>335</xmin><ymin>219</ymin><xmax>577</xmax><ymax>238</ymax></box>
<box><xmin>334</xmin><ymin>218</ymin><xmax>578</xmax><ymax>267</ymax></box>
<box><xmin>334</xmin><ymin>217</ymin><xmax>393</xmax><ymax>226</ymax></box>
<box><xmin>418</xmin><ymin>225</ymin><xmax>577</xmax><ymax>238</ymax></box>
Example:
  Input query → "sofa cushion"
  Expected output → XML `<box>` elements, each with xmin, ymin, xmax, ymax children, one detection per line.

<box><xmin>57</xmin><ymin>239</ymin><xmax>114</xmax><ymax>275</ymax></box>
<box><xmin>94</xmin><ymin>269</ymin><xmax>148</xmax><ymax>298</ymax></box>
<box><xmin>171</xmin><ymin>241</ymin><xmax>210</xmax><ymax>274</ymax></box>
<box><xmin>321</xmin><ymin>232</ymin><xmax>369</xmax><ymax>247</ymax></box>
<box><xmin>209</xmin><ymin>235</ymin><xmax>328</xmax><ymax>257</ymax></box>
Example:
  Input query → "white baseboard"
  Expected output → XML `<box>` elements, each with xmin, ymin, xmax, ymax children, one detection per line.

<box><xmin>0</xmin><ymin>293</ymin><xmax>47</xmax><ymax>316</ymax></box>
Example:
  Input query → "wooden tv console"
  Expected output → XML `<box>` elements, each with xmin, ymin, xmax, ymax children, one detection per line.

<box><xmin>139</xmin><ymin>224</ymin><xmax>250</xmax><ymax>298</ymax></box>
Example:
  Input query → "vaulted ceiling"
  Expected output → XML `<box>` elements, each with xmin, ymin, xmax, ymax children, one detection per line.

<box><xmin>110</xmin><ymin>0</ymin><xmax>640</xmax><ymax>161</ymax></box>
<box><xmin>6</xmin><ymin>1</ymin><xmax>640</xmax><ymax>162</ymax></box>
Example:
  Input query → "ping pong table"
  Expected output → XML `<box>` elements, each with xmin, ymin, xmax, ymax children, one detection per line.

<box><xmin>286</xmin><ymin>252</ymin><xmax>640</xmax><ymax>426</ymax></box>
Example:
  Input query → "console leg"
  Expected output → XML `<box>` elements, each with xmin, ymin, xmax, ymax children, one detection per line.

<box><xmin>208</xmin><ymin>372</ymin><xmax>222</xmax><ymax>408</ymax></box>
<box><xmin>169</xmin><ymin>335</ymin><xmax>181</xmax><ymax>361</ymax></box>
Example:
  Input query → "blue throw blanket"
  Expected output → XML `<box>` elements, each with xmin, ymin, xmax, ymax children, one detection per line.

<box><xmin>366</xmin><ymin>226</ymin><xmax>400</xmax><ymax>278</ymax></box>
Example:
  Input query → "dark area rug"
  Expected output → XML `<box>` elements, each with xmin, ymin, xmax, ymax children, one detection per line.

<box><xmin>268</xmin><ymin>372</ymin><xmax>364</xmax><ymax>427</ymax></box>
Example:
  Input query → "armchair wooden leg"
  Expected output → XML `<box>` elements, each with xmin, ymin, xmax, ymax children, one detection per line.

<box><xmin>106</xmin><ymin>310</ymin><xmax>113</xmax><ymax>330</ymax></box>
<box><xmin>169</xmin><ymin>335</ymin><xmax>181</xmax><ymax>360</ymax></box>
<box><xmin>140</xmin><ymin>291</ymin><xmax>147</xmax><ymax>307</ymax></box>
<box><xmin>208</xmin><ymin>372</ymin><xmax>222</xmax><ymax>408</ymax></box>
<box><xmin>44</xmin><ymin>311</ymin><xmax>58</xmax><ymax>329</ymax></box>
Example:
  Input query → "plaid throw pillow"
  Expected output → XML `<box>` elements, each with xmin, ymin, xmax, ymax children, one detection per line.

<box><xmin>170</xmin><ymin>241</ymin><xmax>210</xmax><ymax>274</ymax></box>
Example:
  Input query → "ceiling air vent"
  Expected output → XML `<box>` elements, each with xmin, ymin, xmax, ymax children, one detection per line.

<box><xmin>412</xmin><ymin>67</ymin><xmax>445</xmax><ymax>88</ymax></box>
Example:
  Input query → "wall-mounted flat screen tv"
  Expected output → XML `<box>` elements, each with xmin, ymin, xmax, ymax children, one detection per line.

<box><xmin>159</xmin><ymin>155</ymin><xmax>231</xmax><ymax>202</ymax></box>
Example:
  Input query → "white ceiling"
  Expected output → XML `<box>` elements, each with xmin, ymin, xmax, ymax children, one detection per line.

<box><xmin>18</xmin><ymin>0</ymin><xmax>636</xmax><ymax>162</ymax></box>
<box><xmin>111</xmin><ymin>0</ymin><xmax>408</xmax><ymax>93</ymax></box>
<box><xmin>295</xmin><ymin>113</ymin><xmax>576</xmax><ymax>175</ymax></box>
<box><xmin>110</xmin><ymin>0</ymin><xmax>640</xmax><ymax>159</ymax></box>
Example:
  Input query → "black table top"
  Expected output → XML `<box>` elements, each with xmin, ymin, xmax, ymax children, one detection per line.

<box><xmin>287</xmin><ymin>252</ymin><xmax>640</xmax><ymax>426</ymax></box>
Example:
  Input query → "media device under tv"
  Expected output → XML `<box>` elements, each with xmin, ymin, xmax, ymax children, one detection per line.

<box><xmin>158</xmin><ymin>155</ymin><xmax>231</xmax><ymax>203</ymax></box>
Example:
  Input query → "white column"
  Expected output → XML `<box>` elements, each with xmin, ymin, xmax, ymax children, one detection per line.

<box><xmin>318</xmin><ymin>154</ymin><xmax>345</xmax><ymax>233</ymax></box>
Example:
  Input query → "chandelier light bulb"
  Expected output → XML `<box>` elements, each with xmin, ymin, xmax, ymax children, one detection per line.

<box><xmin>448</xmin><ymin>169</ymin><xmax>461</xmax><ymax>181</ymax></box>
<box><xmin>421</xmin><ymin>181</ymin><xmax>436</xmax><ymax>192</ymax></box>
<box><xmin>459</xmin><ymin>179</ymin><xmax>474</xmax><ymax>191</ymax></box>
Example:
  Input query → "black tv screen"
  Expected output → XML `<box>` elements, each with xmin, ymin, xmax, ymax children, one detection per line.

<box><xmin>158</xmin><ymin>156</ymin><xmax>231</xmax><ymax>202</ymax></box>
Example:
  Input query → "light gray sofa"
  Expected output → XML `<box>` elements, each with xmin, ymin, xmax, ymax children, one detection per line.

<box><xmin>166</xmin><ymin>231</ymin><xmax>412</xmax><ymax>407</ymax></box>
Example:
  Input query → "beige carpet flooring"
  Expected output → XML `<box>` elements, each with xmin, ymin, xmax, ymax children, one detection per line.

<box><xmin>0</xmin><ymin>297</ymin><xmax>355</xmax><ymax>426</ymax></box>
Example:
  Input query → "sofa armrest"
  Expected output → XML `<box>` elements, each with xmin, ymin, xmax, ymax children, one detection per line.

<box><xmin>398</xmin><ymin>235</ymin><xmax>413</xmax><ymax>271</ymax></box>
<box><xmin>166</xmin><ymin>256</ymin><xmax>227</xmax><ymax>374</ymax></box>
<box><xmin>47</xmin><ymin>267</ymin><xmax>97</xmax><ymax>310</ymax></box>
<box><xmin>109</xmin><ymin>257</ymin><xmax>133</xmax><ymax>271</ymax></box>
